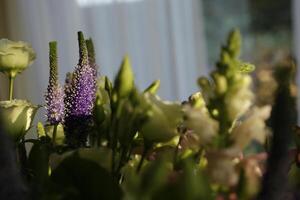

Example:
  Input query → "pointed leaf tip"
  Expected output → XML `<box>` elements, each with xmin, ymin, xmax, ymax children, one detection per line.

<box><xmin>144</xmin><ymin>80</ymin><xmax>160</xmax><ymax>94</ymax></box>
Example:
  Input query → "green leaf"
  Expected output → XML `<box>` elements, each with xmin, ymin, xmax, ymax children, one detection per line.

<box><xmin>50</xmin><ymin>153</ymin><xmax>122</xmax><ymax>200</ymax></box>
<box><xmin>178</xmin><ymin>159</ymin><xmax>212</xmax><ymax>200</ymax></box>
<box><xmin>140</xmin><ymin>158</ymin><xmax>170</xmax><ymax>196</ymax></box>
<box><xmin>44</xmin><ymin>124</ymin><xmax>65</xmax><ymax>145</ymax></box>
<box><xmin>37</xmin><ymin>122</ymin><xmax>46</xmax><ymax>137</ymax></box>
<box><xmin>154</xmin><ymin>159</ymin><xmax>212</xmax><ymax>200</ymax></box>
<box><xmin>77</xmin><ymin>147</ymin><xmax>112</xmax><ymax>172</ymax></box>
<box><xmin>27</xmin><ymin>139</ymin><xmax>52</xmax><ymax>197</ymax></box>
<box><xmin>94</xmin><ymin>77</ymin><xmax>112</xmax><ymax>127</ymax></box>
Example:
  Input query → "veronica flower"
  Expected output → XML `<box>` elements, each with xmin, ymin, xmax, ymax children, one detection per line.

<box><xmin>45</xmin><ymin>42</ymin><xmax>64</xmax><ymax>125</ymax></box>
<box><xmin>64</xmin><ymin>32</ymin><xmax>96</xmax><ymax>117</ymax></box>
<box><xmin>64</xmin><ymin>32</ymin><xmax>97</xmax><ymax>147</ymax></box>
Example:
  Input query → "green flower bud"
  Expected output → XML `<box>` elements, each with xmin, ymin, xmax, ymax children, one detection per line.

<box><xmin>212</xmin><ymin>73</ymin><xmax>227</xmax><ymax>95</ymax></box>
<box><xmin>114</xmin><ymin>56</ymin><xmax>134</xmax><ymax>98</ymax></box>
<box><xmin>0</xmin><ymin>39</ymin><xmax>36</xmax><ymax>77</ymax></box>
<box><xmin>219</xmin><ymin>48</ymin><xmax>232</xmax><ymax>66</ymax></box>
<box><xmin>140</xmin><ymin>94</ymin><xmax>182</xmax><ymax>143</ymax></box>
<box><xmin>0</xmin><ymin>100</ymin><xmax>39</xmax><ymax>141</ymax></box>
<box><xmin>197</xmin><ymin>77</ymin><xmax>213</xmax><ymax>102</ymax></box>
<box><xmin>188</xmin><ymin>92</ymin><xmax>205</xmax><ymax>108</ymax></box>
<box><xmin>144</xmin><ymin>80</ymin><xmax>160</xmax><ymax>94</ymax></box>
<box><xmin>198</xmin><ymin>77</ymin><xmax>211</xmax><ymax>92</ymax></box>
<box><xmin>238</xmin><ymin>62</ymin><xmax>255</xmax><ymax>73</ymax></box>
<box><xmin>227</xmin><ymin>29</ymin><xmax>241</xmax><ymax>59</ymax></box>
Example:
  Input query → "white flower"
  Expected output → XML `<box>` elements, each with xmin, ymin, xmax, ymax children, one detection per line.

<box><xmin>0</xmin><ymin>39</ymin><xmax>36</xmax><ymax>77</ymax></box>
<box><xmin>183</xmin><ymin>105</ymin><xmax>219</xmax><ymax>145</ymax></box>
<box><xmin>231</xmin><ymin>105</ymin><xmax>271</xmax><ymax>150</ymax></box>
<box><xmin>206</xmin><ymin>150</ymin><xmax>239</xmax><ymax>186</ymax></box>
<box><xmin>0</xmin><ymin>100</ymin><xmax>39</xmax><ymax>141</ymax></box>
<box><xmin>140</xmin><ymin>94</ymin><xmax>182</xmax><ymax>143</ymax></box>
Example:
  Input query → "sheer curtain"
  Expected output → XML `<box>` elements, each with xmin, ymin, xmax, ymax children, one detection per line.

<box><xmin>0</xmin><ymin>0</ymin><xmax>208</xmax><ymax>119</ymax></box>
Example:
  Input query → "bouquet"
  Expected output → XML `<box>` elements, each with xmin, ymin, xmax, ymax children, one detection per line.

<box><xmin>0</xmin><ymin>30</ymin><xmax>299</xmax><ymax>200</ymax></box>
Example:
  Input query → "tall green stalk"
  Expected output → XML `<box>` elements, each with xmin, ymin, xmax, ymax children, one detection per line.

<box><xmin>9</xmin><ymin>75</ymin><xmax>15</xmax><ymax>100</ymax></box>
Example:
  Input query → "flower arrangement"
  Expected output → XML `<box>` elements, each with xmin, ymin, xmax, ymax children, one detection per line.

<box><xmin>0</xmin><ymin>30</ymin><xmax>299</xmax><ymax>200</ymax></box>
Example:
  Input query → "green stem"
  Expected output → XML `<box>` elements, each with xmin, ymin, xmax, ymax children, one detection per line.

<box><xmin>9</xmin><ymin>75</ymin><xmax>15</xmax><ymax>101</ymax></box>
<box><xmin>173</xmin><ymin>135</ymin><xmax>183</xmax><ymax>165</ymax></box>
<box><xmin>136</xmin><ymin>149</ymin><xmax>147</xmax><ymax>173</ymax></box>
<box><xmin>52</xmin><ymin>124</ymin><xmax>58</xmax><ymax>146</ymax></box>
<box><xmin>136</xmin><ymin>143</ymin><xmax>151</xmax><ymax>173</ymax></box>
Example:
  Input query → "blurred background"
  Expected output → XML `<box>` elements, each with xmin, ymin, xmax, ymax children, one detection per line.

<box><xmin>0</xmin><ymin>0</ymin><xmax>299</xmax><ymax>122</ymax></box>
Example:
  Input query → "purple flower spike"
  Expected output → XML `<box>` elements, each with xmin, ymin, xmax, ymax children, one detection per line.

<box><xmin>45</xmin><ymin>41</ymin><xmax>65</xmax><ymax>124</ymax></box>
<box><xmin>45</xmin><ymin>85</ymin><xmax>65</xmax><ymax>124</ymax></box>
<box><xmin>64</xmin><ymin>32</ymin><xmax>97</xmax><ymax>147</ymax></box>
<box><xmin>64</xmin><ymin>32</ymin><xmax>97</xmax><ymax>117</ymax></box>
<box><xmin>68</xmin><ymin>64</ymin><xmax>96</xmax><ymax>116</ymax></box>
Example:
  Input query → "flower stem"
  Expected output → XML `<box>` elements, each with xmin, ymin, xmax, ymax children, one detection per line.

<box><xmin>52</xmin><ymin>124</ymin><xmax>58</xmax><ymax>146</ymax></box>
<box><xmin>173</xmin><ymin>135</ymin><xmax>183</xmax><ymax>165</ymax></box>
<box><xmin>136</xmin><ymin>143</ymin><xmax>152</xmax><ymax>173</ymax></box>
<box><xmin>136</xmin><ymin>148</ymin><xmax>147</xmax><ymax>173</ymax></box>
<box><xmin>9</xmin><ymin>75</ymin><xmax>15</xmax><ymax>101</ymax></box>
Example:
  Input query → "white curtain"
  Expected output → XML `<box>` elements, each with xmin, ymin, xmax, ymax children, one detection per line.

<box><xmin>0</xmin><ymin>0</ymin><xmax>208</xmax><ymax>120</ymax></box>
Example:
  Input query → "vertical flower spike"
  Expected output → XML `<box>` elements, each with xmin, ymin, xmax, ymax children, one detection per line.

<box><xmin>64</xmin><ymin>32</ymin><xmax>97</xmax><ymax>147</ymax></box>
<box><xmin>65</xmin><ymin>32</ymin><xmax>97</xmax><ymax>117</ymax></box>
<box><xmin>45</xmin><ymin>42</ymin><xmax>65</xmax><ymax>125</ymax></box>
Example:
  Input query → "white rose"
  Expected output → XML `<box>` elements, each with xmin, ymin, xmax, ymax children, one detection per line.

<box><xmin>0</xmin><ymin>100</ymin><xmax>39</xmax><ymax>141</ymax></box>
<box><xmin>0</xmin><ymin>39</ymin><xmax>36</xmax><ymax>77</ymax></box>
